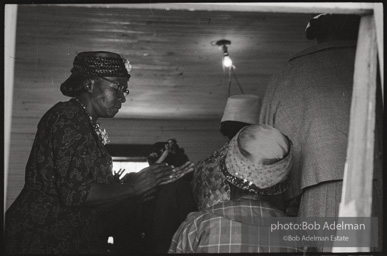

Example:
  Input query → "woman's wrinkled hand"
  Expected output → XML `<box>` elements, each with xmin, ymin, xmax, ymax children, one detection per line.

<box><xmin>130</xmin><ymin>163</ymin><xmax>175</xmax><ymax>195</ymax></box>
<box><xmin>171</xmin><ymin>161</ymin><xmax>195</xmax><ymax>177</ymax></box>
<box><xmin>120</xmin><ymin>161</ymin><xmax>195</xmax><ymax>197</ymax></box>
<box><xmin>159</xmin><ymin>161</ymin><xmax>195</xmax><ymax>185</ymax></box>
<box><xmin>141</xmin><ymin>161</ymin><xmax>195</xmax><ymax>201</ymax></box>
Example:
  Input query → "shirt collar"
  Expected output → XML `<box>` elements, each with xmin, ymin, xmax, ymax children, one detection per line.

<box><xmin>289</xmin><ymin>40</ymin><xmax>357</xmax><ymax>62</ymax></box>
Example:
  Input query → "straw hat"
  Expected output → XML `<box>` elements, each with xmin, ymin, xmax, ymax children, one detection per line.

<box><xmin>221</xmin><ymin>94</ymin><xmax>261</xmax><ymax>124</ymax></box>
<box><xmin>220</xmin><ymin>124</ymin><xmax>292</xmax><ymax>195</ymax></box>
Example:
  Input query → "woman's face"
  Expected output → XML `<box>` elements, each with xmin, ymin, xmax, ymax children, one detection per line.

<box><xmin>90</xmin><ymin>77</ymin><xmax>129</xmax><ymax>118</ymax></box>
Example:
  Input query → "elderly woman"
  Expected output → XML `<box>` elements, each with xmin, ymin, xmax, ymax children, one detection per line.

<box><xmin>4</xmin><ymin>51</ymin><xmax>193</xmax><ymax>254</ymax></box>
<box><xmin>169</xmin><ymin>124</ymin><xmax>304</xmax><ymax>253</ymax></box>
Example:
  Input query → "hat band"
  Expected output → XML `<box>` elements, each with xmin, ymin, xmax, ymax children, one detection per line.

<box><xmin>72</xmin><ymin>55</ymin><xmax>131</xmax><ymax>78</ymax></box>
<box><xmin>71</xmin><ymin>67</ymin><xmax>131</xmax><ymax>78</ymax></box>
<box><xmin>219</xmin><ymin>156</ymin><xmax>290</xmax><ymax>196</ymax></box>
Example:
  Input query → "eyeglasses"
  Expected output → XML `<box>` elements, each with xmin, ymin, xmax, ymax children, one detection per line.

<box><xmin>98</xmin><ymin>77</ymin><xmax>130</xmax><ymax>97</ymax></box>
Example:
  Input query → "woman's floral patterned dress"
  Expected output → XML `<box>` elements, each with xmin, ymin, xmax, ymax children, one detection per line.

<box><xmin>5</xmin><ymin>98</ymin><xmax>115</xmax><ymax>254</ymax></box>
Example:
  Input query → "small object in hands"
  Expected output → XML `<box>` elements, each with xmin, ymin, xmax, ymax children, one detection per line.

<box><xmin>147</xmin><ymin>138</ymin><xmax>189</xmax><ymax>167</ymax></box>
<box><xmin>166</xmin><ymin>138</ymin><xmax>178</xmax><ymax>154</ymax></box>
<box><xmin>155</xmin><ymin>147</ymin><xmax>169</xmax><ymax>164</ymax></box>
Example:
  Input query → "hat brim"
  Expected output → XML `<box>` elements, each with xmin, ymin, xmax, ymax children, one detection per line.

<box><xmin>219</xmin><ymin>155</ymin><xmax>291</xmax><ymax>196</ymax></box>
<box><xmin>221</xmin><ymin>129</ymin><xmax>293</xmax><ymax>195</ymax></box>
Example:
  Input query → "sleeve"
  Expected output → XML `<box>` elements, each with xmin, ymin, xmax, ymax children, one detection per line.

<box><xmin>259</xmin><ymin>66</ymin><xmax>288</xmax><ymax>127</ymax></box>
<box><xmin>192</xmin><ymin>159</ymin><xmax>205</xmax><ymax>202</ymax></box>
<box><xmin>192</xmin><ymin>146</ymin><xmax>220</xmax><ymax>199</ymax></box>
<box><xmin>50</xmin><ymin>110</ymin><xmax>95</xmax><ymax>206</ymax></box>
<box><xmin>168</xmin><ymin>212</ymin><xmax>204</xmax><ymax>253</ymax></box>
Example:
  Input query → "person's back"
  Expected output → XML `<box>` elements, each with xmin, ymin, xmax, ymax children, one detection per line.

<box><xmin>259</xmin><ymin>14</ymin><xmax>360</xmax><ymax>218</ymax></box>
<box><xmin>170</xmin><ymin>198</ymin><xmax>300</xmax><ymax>253</ymax></box>
<box><xmin>170</xmin><ymin>124</ymin><xmax>304</xmax><ymax>253</ymax></box>
<box><xmin>262</xmin><ymin>40</ymin><xmax>356</xmax><ymax>200</ymax></box>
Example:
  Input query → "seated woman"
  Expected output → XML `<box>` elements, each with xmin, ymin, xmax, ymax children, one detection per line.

<box><xmin>169</xmin><ymin>124</ymin><xmax>305</xmax><ymax>253</ymax></box>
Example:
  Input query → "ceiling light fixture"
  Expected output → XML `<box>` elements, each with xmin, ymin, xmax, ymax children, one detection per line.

<box><xmin>211</xmin><ymin>39</ymin><xmax>244</xmax><ymax>97</ymax></box>
<box><xmin>212</xmin><ymin>39</ymin><xmax>234</xmax><ymax>69</ymax></box>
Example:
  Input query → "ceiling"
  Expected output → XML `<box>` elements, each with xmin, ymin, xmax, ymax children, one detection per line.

<box><xmin>14</xmin><ymin>4</ymin><xmax>314</xmax><ymax>121</ymax></box>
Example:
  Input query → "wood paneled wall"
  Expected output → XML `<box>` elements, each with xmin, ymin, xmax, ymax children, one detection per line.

<box><xmin>99</xmin><ymin>118</ymin><xmax>227</xmax><ymax>160</ymax></box>
<box><xmin>6</xmin><ymin>5</ymin><xmax>311</xmax><ymax>210</ymax></box>
<box><xmin>6</xmin><ymin>115</ymin><xmax>227</xmax><ymax>209</ymax></box>
<box><xmin>11</xmin><ymin>5</ymin><xmax>312</xmax><ymax>120</ymax></box>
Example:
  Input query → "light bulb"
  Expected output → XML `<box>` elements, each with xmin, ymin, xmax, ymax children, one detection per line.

<box><xmin>223</xmin><ymin>56</ymin><xmax>233</xmax><ymax>68</ymax></box>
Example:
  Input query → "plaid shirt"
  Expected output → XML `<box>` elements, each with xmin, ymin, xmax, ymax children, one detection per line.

<box><xmin>169</xmin><ymin>197</ymin><xmax>305</xmax><ymax>253</ymax></box>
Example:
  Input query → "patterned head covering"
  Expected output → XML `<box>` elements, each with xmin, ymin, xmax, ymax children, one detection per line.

<box><xmin>60</xmin><ymin>51</ymin><xmax>131</xmax><ymax>97</ymax></box>
<box><xmin>220</xmin><ymin>124</ymin><xmax>293</xmax><ymax>195</ymax></box>
<box><xmin>221</xmin><ymin>94</ymin><xmax>261</xmax><ymax>124</ymax></box>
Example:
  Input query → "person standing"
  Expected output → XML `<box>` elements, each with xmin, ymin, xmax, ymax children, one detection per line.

<box><xmin>4</xmin><ymin>51</ymin><xmax>193</xmax><ymax>254</ymax></box>
<box><xmin>259</xmin><ymin>14</ymin><xmax>360</xmax><ymax>220</ymax></box>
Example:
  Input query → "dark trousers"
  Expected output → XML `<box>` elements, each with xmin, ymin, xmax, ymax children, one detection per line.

<box><xmin>98</xmin><ymin>176</ymin><xmax>197</xmax><ymax>254</ymax></box>
<box><xmin>149</xmin><ymin>175</ymin><xmax>197</xmax><ymax>253</ymax></box>
<box><xmin>97</xmin><ymin>196</ymin><xmax>145</xmax><ymax>254</ymax></box>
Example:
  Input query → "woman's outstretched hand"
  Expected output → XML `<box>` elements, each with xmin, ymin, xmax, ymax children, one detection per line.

<box><xmin>142</xmin><ymin>161</ymin><xmax>195</xmax><ymax>201</ymax></box>
<box><xmin>121</xmin><ymin>161</ymin><xmax>194</xmax><ymax>196</ymax></box>
<box><xmin>159</xmin><ymin>161</ymin><xmax>195</xmax><ymax>185</ymax></box>
<box><xmin>121</xmin><ymin>163</ymin><xmax>171</xmax><ymax>196</ymax></box>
